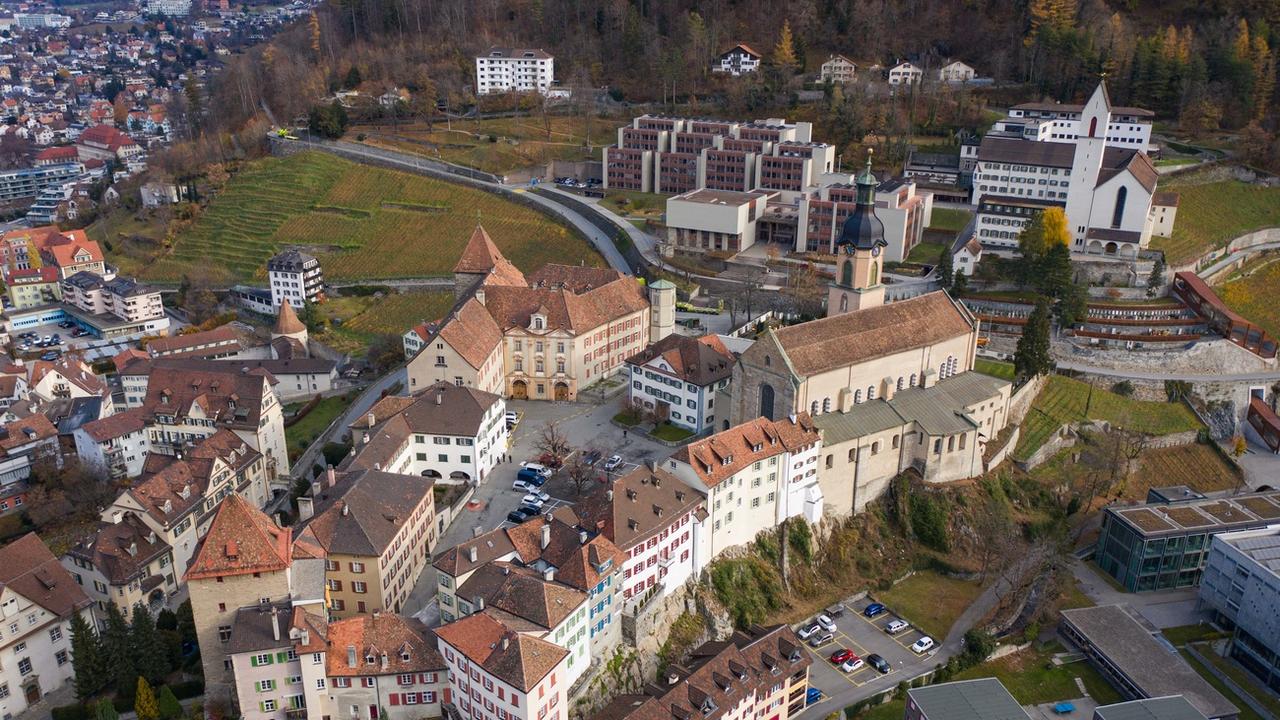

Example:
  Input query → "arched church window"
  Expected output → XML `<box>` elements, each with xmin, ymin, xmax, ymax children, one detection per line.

<box><xmin>811</xmin><ymin>401</ymin><xmax>819</xmax><ymax>416</ymax></box>
<box><xmin>896</xmin><ymin>377</ymin><xmax>904</xmax><ymax>391</ymax></box>
<box><xmin>839</xmin><ymin>294</ymin><xmax>848</xmax><ymax>313</ymax></box>
<box><xmin>1111</xmin><ymin>186</ymin><xmax>1127</xmax><ymax>228</ymax></box>
<box><xmin>910</xmin><ymin>373</ymin><xmax>918</xmax><ymax>386</ymax></box>
<box><xmin>822</xmin><ymin>398</ymin><xmax>831</xmax><ymax>413</ymax></box>
<box><xmin>868</xmin><ymin>263</ymin><xmax>879</xmax><ymax>286</ymax></box>
<box><xmin>1088</xmin><ymin>117</ymin><xmax>1098</xmax><ymax>137</ymax></box>
<box><xmin>867</xmin><ymin>385</ymin><xmax>876</xmax><ymax>401</ymax></box>
<box><xmin>841</xmin><ymin>260</ymin><xmax>853</xmax><ymax>287</ymax></box>
<box><xmin>759</xmin><ymin>383</ymin><xmax>775</xmax><ymax>419</ymax></box>
<box><xmin>854</xmin><ymin>389</ymin><xmax>863</xmax><ymax>404</ymax></box>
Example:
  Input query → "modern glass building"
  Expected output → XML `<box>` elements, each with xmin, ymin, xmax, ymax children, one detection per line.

<box><xmin>1198</xmin><ymin>527</ymin><xmax>1280</xmax><ymax>694</ymax></box>
<box><xmin>1095</xmin><ymin>489</ymin><xmax>1280</xmax><ymax>592</ymax></box>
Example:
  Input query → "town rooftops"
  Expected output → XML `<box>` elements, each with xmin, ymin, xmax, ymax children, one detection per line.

<box><xmin>139</xmin><ymin>361</ymin><xmax>273</xmax><ymax>429</ymax></box>
<box><xmin>480</xmin><ymin>273</ymin><xmax>648</xmax><ymax>335</ymax></box>
<box><xmin>767</xmin><ymin>291</ymin><xmax>973</xmax><ymax>378</ymax></box>
<box><xmin>479</xmin><ymin>47</ymin><xmax>553</xmax><ymax>60</ymax></box>
<box><xmin>455</xmin><ymin>561</ymin><xmax>587</xmax><ymax>630</ymax></box>
<box><xmin>325</xmin><ymin>611</ymin><xmax>445</xmax><ymax>677</ymax></box>
<box><xmin>274</xmin><ymin>300</ymin><xmax>305</xmax><ymax>335</ymax></box>
<box><xmin>266</xmin><ymin>249</ymin><xmax>317</xmax><ymax>273</ymax></box>
<box><xmin>453</xmin><ymin>225</ymin><xmax>529</xmax><ymax>289</ymax></box>
<box><xmin>626</xmin><ymin>333</ymin><xmax>734</xmax><ymax>388</ymax></box>
<box><xmin>812</xmin><ymin>371</ymin><xmax>1010</xmax><ymax>442</ymax></box>
<box><xmin>297</xmin><ymin>468</ymin><xmax>433</xmax><ymax>558</ymax></box>
<box><xmin>126</xmin><ymin>430</ymin><xmax>262</xmax><ymax>527</ymax></box>
<box><xmin>0</xmin><ymin>413</ymin><xmax>57</xmax><ymax>454</ymax></box>
<box><xmin>1153</xmin><ymin>191</ymin><xmax>1181</xmax><ymax>207</ymax></box>
<box><xmin>1104</xmin><ymin>489</ymin><xmax>1280</xmax><ymax>537</ymax></box>
<box><xmin>185</xmin><ymin>493</ymin><xmax>293</xmax><ymax>581</ymax></box>
<box><xmin>434</xmin><ymin>611</ymin><xmax>568</xmax><ymax>692</ymax></box>
<box><xmin>79</xmin><ymin>405</ymin><xmax>148</xmax><ymax>442</ymax></box>
<box><xmin>0</xmin><ymin>533</ymin><xmax>90</xmax><ymax>618</ymax></box>
<box><xmin>906</xmin><ymin>679</ymin><xmax>1030</xmax><ymax>720</ymax></box>
<box><xmin>144</xmin><ymin>324</ymin><xmax>249</xmax><ymax>358</ymax></box>
<box><xmin>433</xmin><ymin>528</ymin><xmax>518</xmax><ymax>578</ymax></box>
<box><xmin>673</xmin><ymin>414</ymin><xmax>819</xmax><ymax>488</ymax></box>
<box><xmin>1060</xmin><ymin>605</ymin><xmax>1237</xmax><ymax>720</ymax></box>
<box><xmin>64</xmin><ymin>513</ymin><xmax>170</xmax><ymax>586</ymax></box>
<box><xmin>1094</xmin><ymin>697</ymin><xmax>1210</xmax><ymax>720</ymax></box>
<box><xmin>574</xmin><ymin>465</ymin><xmax>706</xmax><ymax>551</ymax></box>
<box><xmin>720</xmin><ymin>43</ymin><xmax>762</xmax><ymax>58</ymax></box>
<box><xmin>227</xmin><ymin>601</ymin><xmax>293</xmax><ymax>654</ymax></box>
<box><xmin>78</xmin><ymin>124</ymin><xmax>139</xmax><ymax>150</ymax></box>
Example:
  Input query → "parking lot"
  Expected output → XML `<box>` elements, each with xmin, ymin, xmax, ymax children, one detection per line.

<box><xmin>799</xmin><ymin>595</ymin><xmax>941</xmax><ymax>711</ymax></box>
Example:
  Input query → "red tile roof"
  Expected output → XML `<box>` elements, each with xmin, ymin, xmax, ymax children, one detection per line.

<box><xmin>0</xmin><ymin>533</ymin><xmax>91</xmax><ymax>617</ymax></box>
<box><xmin>326</xmin><ymin>612</ymin><xmax>445</xmax><ymax>677</ymax></box>
<box><xmin>673</xmin><ymin>414</ymin><xmax>819</xmax><ymax>488</ymax></box>
<box><xmin>453</xmin><ymin>225</ymin><xmax>527</xmax><ymax>288</ymax></box>
<box><xmin>184</xmin><ymin>493</ymin><xmax>292</xmax><ymax>580</ymax></box>
<box><xmin>434</xmin><ymin>611</ymin><xmax>567</xmax><ymax>692</ymax></box>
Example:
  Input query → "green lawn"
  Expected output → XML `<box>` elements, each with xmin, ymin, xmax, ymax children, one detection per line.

<box><xmin>286</xmin><ymin>395</ymin><xmax>352</xmax><ymax>462</ymax></box>
<box><xmin>906</xmin><ymin>241</ymin><xmax>948</xmax><ymax>264</ymax></box>
<box><xmin>1192</xmin><ymin>643</ymin><xmax>1280</xmax><ymax>718</ymax></box>
<box><xmin>1155</xmin><ymin>157</ymin><xmax>1197</xmax><ymax>167</ymax></box>
<box><xmin>928</xmin><ymin>207</ymin><xmax>973</xmax><ymax>233</ymax></box>
<box><xmin>875</xmin><ymin>571</ymin><xmax>984</xmax><ymax>640</ymax></box>
<box><xmin>612</xmin><ymin>411</ymin><xmax>641</xmax><ymax>427</ymax></box>
<box><xmin>117</xmin><ymin>151</ymin><xmax>601</xmax><ymax>284</ymax></box>
<box><xmin>953</xmin><ymin>642</ymin><xmax>1123</xmax><ymax>705</ymax></box>
<box><xmin>1218</xmin><ymin>257</ymin><xmax>1280</xmax><ymax>339</ymax></box>
<box><xmin>1162</xmin><ymin>624</ymin><xmax>1229</xmax><ymax>646</ymax></box>
<box><xmin>600</xmin><ymin>189</ymin><xmax>667</xmax><ymax>218</ymax></box>
<box><xmin>1149</xmin><ymin>173</ymin><xmax>1280</xmax><ymax>265</ymax></box>
<box><xmin>856</xmin><ymin>698</ymin><xmax>905</xmax><ymax>720</ymax></box>
<box><xmin>1181</xmin><ymin>649</ymin><xmax>1265</xmax><ymax>720</ymax></box>
<box><xmin>652</xmin><ymin>423</ymin><xmax>695</xmax><ymax>442</ymax></box>
<box><xmin>975</xmin><ymin>358</ymin><xmax>1016</xmax><ymax>381</ymax></box>
<box><xmin>1014</xmin><ymin>375</ymin><xmax>1203</xmax><ymax>462</ymax></box>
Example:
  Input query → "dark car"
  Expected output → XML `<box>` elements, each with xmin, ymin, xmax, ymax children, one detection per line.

<box><xmin>863</xmin><ymin>602</ymin><xmax>887</xmax><ymax>618</ymax></box>
<box><xmin>39</xmin><ymin>350</ymin><xmax>60</xmax><ymax>361</ymax></box>
<box><xmin>518</xmin><ymin>503</ymin><xmax>544</xmax><ymax>517</ymax></box>
<box><xmin>867</xmin><ymin>654</ymin><xmax>890</xmax><ymax>673</ymax></box>
<box><xmin>506</xmin><ymin>509</ymin><xmax>534</xmax><ymax>524</ymax></box>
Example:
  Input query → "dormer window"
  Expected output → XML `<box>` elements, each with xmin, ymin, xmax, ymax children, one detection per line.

<box><xmin>532</xmin><ymin>314</ymin><xmax>545</xmax><ymax>330</ymax></box>
<box><xmin>401</xmin><ymin>651</ymin><xmax>411</xmax><ymax>662</ymax></box>
<box><xmin>365</xmin><ymin>654</ymin><xmax>375</xmax><ymax>665</ymax></box>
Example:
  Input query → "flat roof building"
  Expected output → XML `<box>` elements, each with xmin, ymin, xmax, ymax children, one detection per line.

<box><xmin>1198</xmin><ymin>526</ymin><xmax>1280</xmax><ymax>694</ymax></box>
<box><xmin>1094</xmin><ymin>698</ymin><xmax>1208</xmax><ymax>720</ymax></box>
<box><xmin>1095</xmin><ymin>490</ymin><xmax>1280</xmax><ymax>591</ymax></box>
<box><xmin>1060</xmin><ymin>605</ymin><xmax>1239</xmax><ymax>720</ymax></box>
<box><xmin>906</xmin><ymin>678</ymin><xmax>1029</xmax><ymax>720</ymax></box>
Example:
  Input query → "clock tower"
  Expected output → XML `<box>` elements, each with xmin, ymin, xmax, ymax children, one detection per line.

<box><xmin>827</xmin><ymin>151</ymin><xmax>888</xmax><ymax>317</ymax></box>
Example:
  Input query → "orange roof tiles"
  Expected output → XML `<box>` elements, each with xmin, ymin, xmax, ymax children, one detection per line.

<box><xmin>673</xmin><ymin>414</ymin><xmax>818</xmax><ymax>488</ymax></box>
<box><xmin>185</xmin><ymin>493</ymin><xmax>292</xmax><ymax>580</ymax></box>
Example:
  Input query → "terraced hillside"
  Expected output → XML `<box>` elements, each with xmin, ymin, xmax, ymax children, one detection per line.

<box><xmin>140</xmin><ymin>151</ymin><xmax>601</xmax><ymax>284</ymax></box>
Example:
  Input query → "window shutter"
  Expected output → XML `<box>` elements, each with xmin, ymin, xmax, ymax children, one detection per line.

<box><xmin>250</xmin><ymin>656</ymin><xmax>259</xmax><ymax>667</ymax></box>
<box><xmin>390</xmin><ymin>694</ymin><xmax>400</xmax><ymax>707</ymax></box>
<box><xmin>259</xmin><ymin>702</ymin><xmax>266</xmax><ymax>712</ymax></box>
<box><xmin>277</xmin><ymin>651</ymin><xmax>288</xmax><ymax>663</ymax></box>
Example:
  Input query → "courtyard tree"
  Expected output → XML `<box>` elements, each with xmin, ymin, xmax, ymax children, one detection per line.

<box><xmin>1147</xmin><ymin>255</ymin><xmax>1166</xmax><ymax>297</ymax></box>
<box><xmin>1014</xmin><ymin>299</ymin><xmax>1054</xmax><ymax>379</ymax></box>
<box><xmin>937</xmin><ymin>245</ymin><xmax>954</xmax><ymax>290</ymax></box>
<box><xmin>534</xmin><ymin>422</ymin><xmax>572</xmax><ymax>468</ymax></box>
<box><xmin>70</xmin><ymin>611</ymin><xmax>106</xmax><ymax>699</ymax></box>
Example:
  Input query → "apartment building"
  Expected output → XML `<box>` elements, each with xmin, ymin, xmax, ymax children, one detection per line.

<box><xmin>268</xmin><ymin>250</ymin><xmax>324</xmax><ymax>310</ymax></box>
<box><xmin>1199</xmin><ymin>527</ymin><xmax>1280</xmax><ymax>692</ymax></box>
<box><xmin>435</xmin><ymin>611</ymin><xmax>571</xmax><ymax>720</ymax></box>
<box><xmin>61</xmin><ymin>271</ymin><xmax>165</xmax><ymax>322</ymax></box>
<box><xmin>820</xmin><ymin>55</ymin><xmax>857</xmax><ymax>84</ymax></box>
<box><xmin>226</xmin><ymin>602</ymin><xmax>307</xmax><ymax>720</ymax></box>
<box><xmin>590</xmin><ymin>625</ymin><xmax>811</xmax><ymax>720</ymax></box>
<box><xmin>405</xmin><ymin>227</ymin><xmax>653</xmax><ymax>402</ymax></box>
<box><xmin>295</xmin><ymin>467</ymin><xmax>437</xmax><ymax>617</ymax></box>
<box><xmin>0</xmin><ymin>413</ymin><xmax>60</xmax><ymax>487</ymax></box>
<box><xmin>667</xmin><ymin>415</ymin><xmax>822</xmax><ymax>556</ymax></box>
<box><xmin>5</xmin><ymin>266</ymin><xmax>61</xmax><ymax>309</ymax></box>
<box><xmin>74</xmin><ymin>407</ymin><xmax>151</xmax><ymax>479</ymax></box>
<box><xmin>346</xmin><ymin>380</ymin><xmax>508</xmax><ymax>484</ymax></box>
<box><xmin>185</xmin><ymin>494</ymin><xmax>327</xmax><ymax>702</ymax></box>
<box><xmin>0</xmin><ymin>534</ymin><xmax>94</xmax><ymax>718</ymax></box>
<box><xmin>799</xmin><ymin>177</ymin><xmax>934</xmax><ymax>261</ymax></box>
<box><xmin>61</xmin><ymin>512</ymin><xmax>178</xmax><ymax>618</ymax></box>
<box><xmin>573</xmin><ymin>465</ymin><xmax>708</xmax><ymax>606</ymax></box>
<box><xmin>76</xmin><ymin>125</ymin><xmax>142</xmax><ymax>162</ymax></box>
<box><xmin>1005</xmin><ymin>99</ymin><xmax>1153</xmax><ymax>150</ymax></box>
<box><xmin>433</xmin><ymin>511</ymin><xmax>625</xmax><ymax>657</ymax></box>
<box><xmin>322</xmin><ymin>612</ymin><xmax>448</xmax><ymax>720</ymax></box>
<box><xmin>0</xmin><ymin>226</ymin><xmax>105</xmax><ymax>280</ymax></box>
<box><xmin>102</xmin><ymin>429</ymin><xmax>271</xmax><ymax>578</ymax></box>
<box><xmin>28</xmin><ymin>356</ymin><xmax>112</xmax><ymax>408</ymax></box>
<box><xmin>474</xmin><ymin>48</ymin><xmax>554</xmax><ymax>96</ymax></box>
<box><xmin>625</xmin><ymin>334</ymin><xmax>734</xmax><ymax>433</ymax></box>
<box><xmin>0</xmin><ymin>163</ymin><xmax>82</xmax><ymax>202</ymax></box>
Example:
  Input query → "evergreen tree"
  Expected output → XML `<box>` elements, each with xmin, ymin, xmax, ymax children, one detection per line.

<box><xmin>177</xmin><ymin>600</ymin><xmax>197</xmax><ymax>649</ymax></box>
<box><xmin>953</xmin><ymin>270</ymin><xmax>971</xmax><ymax>294</ymax></box>
<box><xmin>1014</xmin><ymin>299</ymin><xmax>1055</xmax><ymax>379</ymax></box>
<box><xmin>1147</xmin><ymin>256</ymin><xmax>1166</xmax><ymax>297</ymax></box>
<box><xmin>772</xmin><ymin>21</ymin><xmax>797</xmax><ymax>72</ymax></box>
<box><xmin>70</xmin><ymin>611</ymin><xmax>106</xmax><ymax>700</ymax></box>
<box><xmin>135</xmin><ymin>677</ymin><xmax>160</xmax><ymax>720</ymax></box>
<box><xmin>344</xmin><ymin>65</ymin><xmax>362</xmax><ymax>89</ymax></box>
<box><xmin>1038</xmin><ymin>242</ymin><xmax>1073</xmax><ymax>299</ymax></box>
<box><xmin>1054</xmin><ymin>282</ymin><xmax>1089</xmax><ymax>327</ymax></box>
<box><xmin>131</xmin><ymin>605</ymin><xmax>169</xmax><ymax>684</ymax></box>
<box><xmin>95</xmin><ymin>697</ymin><xmax>119</xmax><ymax>720</ymax></box>
<box><xmin>157</xmin><ymin>685</ymin><xmax>183</xmax><ymax>720</ymax></box>
<box><xmin>1016</xmin><ymin>211</ymin><xmax>1048</xmax><ymax>285</ymax></box>
<box><xmin>937</xmin><ymin>246</ymin><xmax>954</xmax><ymax>290</ymax></box>
<box><xmin>156</xmin><ymin>608</ymin><xmax>178</xmax><ymax>632</ymax></box>
<box><xmin>101</xmin><ymin>603</ymin><xmax>138</xmax><ymax>698</ymax></box>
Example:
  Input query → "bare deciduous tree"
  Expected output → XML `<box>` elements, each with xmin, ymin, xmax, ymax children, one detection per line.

<box><xmin>534</xmin><ymin>421</ymin><xmax>572</xmax><ymax>468</ymax></box>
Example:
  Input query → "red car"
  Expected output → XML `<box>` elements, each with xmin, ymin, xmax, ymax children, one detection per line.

<box><xmin>829</xmin><ymin>649</ymin><xmax>856</xmax><ymax>665</ymax></box>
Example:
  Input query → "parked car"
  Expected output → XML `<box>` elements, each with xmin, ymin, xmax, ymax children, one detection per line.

<box><xmin>520</xmin><ymin>493</ymin><xmax>547</xmax><ymax>509</ymax></box>
<box><xmin>516</xmin><ymin>468</ymin><xmax>547</xmax><ymax>485</ymax></box>
<box><xmin>582</xmin><ymin>450</ymin><xmax>603</xmax><ymax>466</ymax></box>
<box><xmin>808</xmin><ymin>632</ymin><xmax>834</xmax><ymax>648</ymax></box>
<box><xmin>506</xmin><ymin>509</ymin><xmax>534</xmax><ymax>524</ymax></box>
<box><xmin>796</xmin><ymin>623</ymin><xmax>821</xmax><ymax>641</ymax></box>
<box><xmin>518</xmin><ymin>502</ymin><xmax>544</xmax><ymax>516</ymax></box>
<box><xmin>911</xmin><ymin>636</ymin><xmax>935</xmax><ymax>654</ymax></box>
<box><xmin>885</xmin><ymin>619</ymin><xmax>910</xmax><ymax>635</ymax></box>
<box><xmin>840</xmin><ymin>656</ymin><xmax>865</xmax><ymax>673</ymax></box>
<box><xmin>829</xmin><ymin>649</ymin><xmax>855</xmax><ymax>665</ymax></box>
<box><xmin>825</xmin><ymin>604</ymin><xmax>845</xmax><ymax>618</ymax></box>
<box><xmin>805</xmin><ymin>688</ymin><xmax>822</xmax><ymax>706</ymax></box>
<box><xmin>815</xmin><ymin>614</ymin><xmax>837</xmax><ymax>633</ymax></box>
<box><xmin>520</xmin><ymin>462</ymin><xmax>553</xmax><ymax>478</ymax></box>
<box><xmin>867</xmin><ymin>654</ymin><xmax>890</xmax><ymax>673</ymax></box>
<box><xmin>505</xmin><ymin>411</ymin><xmax>519</xmax><ymax>427</ymax></box>
<box><xmin>512</xmin><ymin>479</ymin><xmax>541</xmax><ymax>493</ymax></box>
<box><xmin>602</xmin><ymin>454</ymin><xmax>623</xmax><ymax>471</ymax></box>
<box><xmin>523</xmin><ymin>490</ymin><xmax>551</xmax><ymax>504</ymax></box>
<box><xmin>863</xmin><ymin>603</ymin><xmax>887</xmax><ymax>618</ymax></box>
<box><xmin>39</xmin><ymin>350</ymin><xmax>60</xmax><ymax>361</ymax></box>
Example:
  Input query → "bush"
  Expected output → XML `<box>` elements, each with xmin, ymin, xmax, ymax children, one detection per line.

<box><xmin>158</xmin><ymin>686</ymin><xmax>182</xmax><ymax>720</ymax></box>
<box><xmin>909</xmin><ymin>493</ymin><xmax>950</xmax><ymax>552</ymax></box>
<box><xmin>170</xmin><ymin>680</ymin><xmax>205</xmax><ymax>700</ymax></box>
<box><xmin>356</xmin><ymin>133</ymin><xmax>366</xmax><ymax>141</ymax></box>
<box><xmin>708</xmin><ymin>557</ymin><xmax>784</xmax><ymax>629</ymax></box>
<box><xmin>321</xmin><ymin>441</ymin><xmax>352</xmax><ymax>468</ymax></box>
<box><xmin>52</xmin><ymin>705</ymin><xmax>91</xmax><ymax>720</ymax></box>
<box><xmin>1111</xmin><ymin>380</ymin><xmax>1135</xmax><ymax>397</ymax></box>
<box><xmin>962</xmin><ymin>629</ymin><xmax>996</xmax><ymax>666</ymax></box>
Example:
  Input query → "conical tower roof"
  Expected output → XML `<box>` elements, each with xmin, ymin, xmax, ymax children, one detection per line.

<box><xmin>836</xmin><ymin>150</ymin><xmax>887</xmax><ymax>252</ymax></box>
<box><xmin>274</xmin><ymin>300</ymin><xmax>306</xmax><ymax>336</ymax></box>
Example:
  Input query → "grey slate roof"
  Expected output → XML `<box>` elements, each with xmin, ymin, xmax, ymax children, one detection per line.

<box><xmin>228</xmin><ymin>602</ymin><xmax>294</xmax><ymax>655</ymax></box>
<box><xmin>907</xmin><ymin>678</ymin><xmax>1030</xmax><ymax>720</ymax></box>
<box><xmin>811</xmin><ymin>371</ymin><xmax>1009</xmax><ymax>444</ymax></box>
<box><xmin>1094</xmin><ymin>698</ymin><xmax>1209</xmax><ymax>720</ymax></box>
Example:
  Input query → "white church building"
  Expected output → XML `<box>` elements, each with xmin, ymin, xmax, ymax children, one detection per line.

<box><xmin>971</xmin><ymin>82</ymin><xmax>1177</xmax><ymax>260</ymax></box>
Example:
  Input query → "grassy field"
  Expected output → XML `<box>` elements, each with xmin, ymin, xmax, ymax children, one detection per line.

<box><xmin>1162</xmin><ymin>624</ymin><xmax>1230</xmax><ymax>646</ymax></box>
<box><xmin>1217</xmin><ymin>257</ymin><xmax>1280</xmax><ymax>339</ymax></box>
<box><xmin>121</xmin><ymin>152</ymin><xmax>600</xmax><ymax>284</ymax></box>
<box><xmin>600</xmin><ymin>189</ymin><xmax>667</xmax><ymax>220</ymax></box>
<box><xmin>975</xmin><ymin>358</ymin><xmax>1016</xmax><ymax>381</ymax></box>
<box><xmin>1149</xmin><ymin>173</ymin><xmax>1280</xmax><ymax>265</ymax></box>
<box><xmin>1014</xmin><ymin>375</ymin><xmax>1203</xmax><ymax>461</ymax></box>
<box><xmin>876</xmin><ymin>571</ymin><xmax>984</xmax><ymax>640</ymax></box>
<box><xmin>928</xmin><ymin>207</ymin><xmax>973</xmax><ymax>233</ymax></box>
<box><xmin>319</xmin><ymin>290</ymin><xmax>455</xmax><ymax>354</ymax></box>
<box><xmin>286</xmin><ymin>395</ymin><xmax>352</xmax><ymax>462</ymax></box>
<box><xmin>1181</xmin><ymin>649</ymin><xmax>1265</xmax><ymax>720</ymax></box>
<box><xmin>906</xmin><ymin>241</ymin><xmax>947</xmax><ymax>264</ymax></box>
<box><xmin>952</xmin><ymin>642</ymin><xmax>1123</xmax><ymax>705</ymax></box>
<box><xmin>1128</xmin><ymin>444</ymin><xmax>1243</xmax><ymax>500</ymax></box>
<box><xmin>357</xmin><ymin>116</ymin><xmax>603</xmax><ymax>174</ymax></box>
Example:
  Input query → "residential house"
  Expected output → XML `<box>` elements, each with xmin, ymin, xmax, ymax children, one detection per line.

<box><xmin>74</xmin><ymin>406</ymin><xmax>152</xmax><ymax>479</ymax></box>
<box><xmin>474</xmin><ymin>48</ymin><xmax>555</xmax><ymax>96</ymax></box>
<box><xmin>938</xmin><ymin>61</ymin><xmax>975</xmax><ymax>83</ymax></box>
<box><xmin>323</xmin><ymin>611</ymin><xmax>448</xmax><ymax>720</ymax></box>
<box><xmin>434</xmin><ymin>611</ymin><xmax>571</xmax><ymax>720</ymax></box>
<box><xmin>820</xmin><ymin>55</ymin><xmax>857</xmax><ymax>84</ymax></box>
<box><xmin>61</xmin><ymin>512</ymin><xmax>178</xmax><ymax>618</ymax></box>
<box><xmin>714</xmin><ymin>44</ymin><xmax>762</xmax><ymax>76</ymax></box>
<box><xmin>887</xmin><ymin>61</ymin><xmax>923</xmax><ymax>85</ymax></box>
<box><xmin>626</xmin><ymin>334</ymin><xmax>735</xmax><ymax>434</ymax></box>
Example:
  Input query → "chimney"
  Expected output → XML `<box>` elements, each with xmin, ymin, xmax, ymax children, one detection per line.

<box><xmin>578</xmin><ymin>530</ymin><xmax>589</xmax><ymax>545</ymax></box>
<box><xmin>468</xmin><ymin>546</ymin><xmax>478</xmax><ymax>563</ymax></box>
<box><xmin>502</xmin><ymin>566</ymin><xmax>510</xmax><ymax>575</ymax></box>
<box><xmin>646</xmin><ymin>459</ymin><xmax>657</xmax><ymax>472</ymax></box>
<box><xmin>326</xmin><ymin>465</ymin><xmax>337</xmax><ymax>488</ymax></box>
<box><xmin>606</xmin><ymin>489</ymin><xmax>614</xmax><ymax>502</ymax></box>
<box><xmin>341</xmin><ymin>503</ymin><xmax>349</xmax><ymax>517</ymax></box>
<box><xmin>310</xmin><ymin>480</ymin><xmax>320</xmax><ymax>497</ymax></box>
<box><xmin>540</xmin><ymin>523</ymin><xmax>551</xmax><ymax>550</ymax></box>
<box><xmin>543</xmin><ymin>567</ymin><xmax>555</xmax><ymax>583</ymax></box>
<box><xmin>436</xmin><ymin>392</ymin><xmax>442</xmax><ymax>405</ymax></box>
<box><xmin>298</xmin><ymin>496</ymin><xmax>314</xmax><ymax>522</ymax></box>
<box><xmin>366</xmin><ymin>412</ymin><xmax>375</xmax><ymax>427</ymax></box>
<box><xmin>347</xmin><ymin>645</ymin><xmax>357</xmax><ymax>668</ymax></box>
<box><xmin>380</xmin><ymin>653</ymin><xmax>388</xmax><ymax>671</ymax></box>
<box><xmin>472</xmin><ymin>526</ymin><xmax>483</xmax><ymax>538</ymax></box>
<box><xmin>270</xmin><ymin>607</ymin><xmax>280</xmax><ymax>642</ymax></box>
<box><xmin>475</xmin><ymin>596</ymin><xmax>485</xmax><ymax>610</ymax></box>
<box><xmin>500</xmin><ymin>635</ymin><xmax>509</xmax><ymax>651</ymax></box>
<box><xmin>667</xmin><ymin>671</ymin><xmax>680</xmax><ymax>685</ymax></box>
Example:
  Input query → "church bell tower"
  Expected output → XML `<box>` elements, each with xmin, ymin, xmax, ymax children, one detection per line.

<box><xmin>827</xmin><ymin>151</ymin><xmax>889</xmax><ymax>317</ymax></box>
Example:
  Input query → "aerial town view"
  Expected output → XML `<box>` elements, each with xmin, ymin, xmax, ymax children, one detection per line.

<box><xmin>0</xmin><ymin>2</ymin><xmax>1279</xmax><ymax>720</ymax></box>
